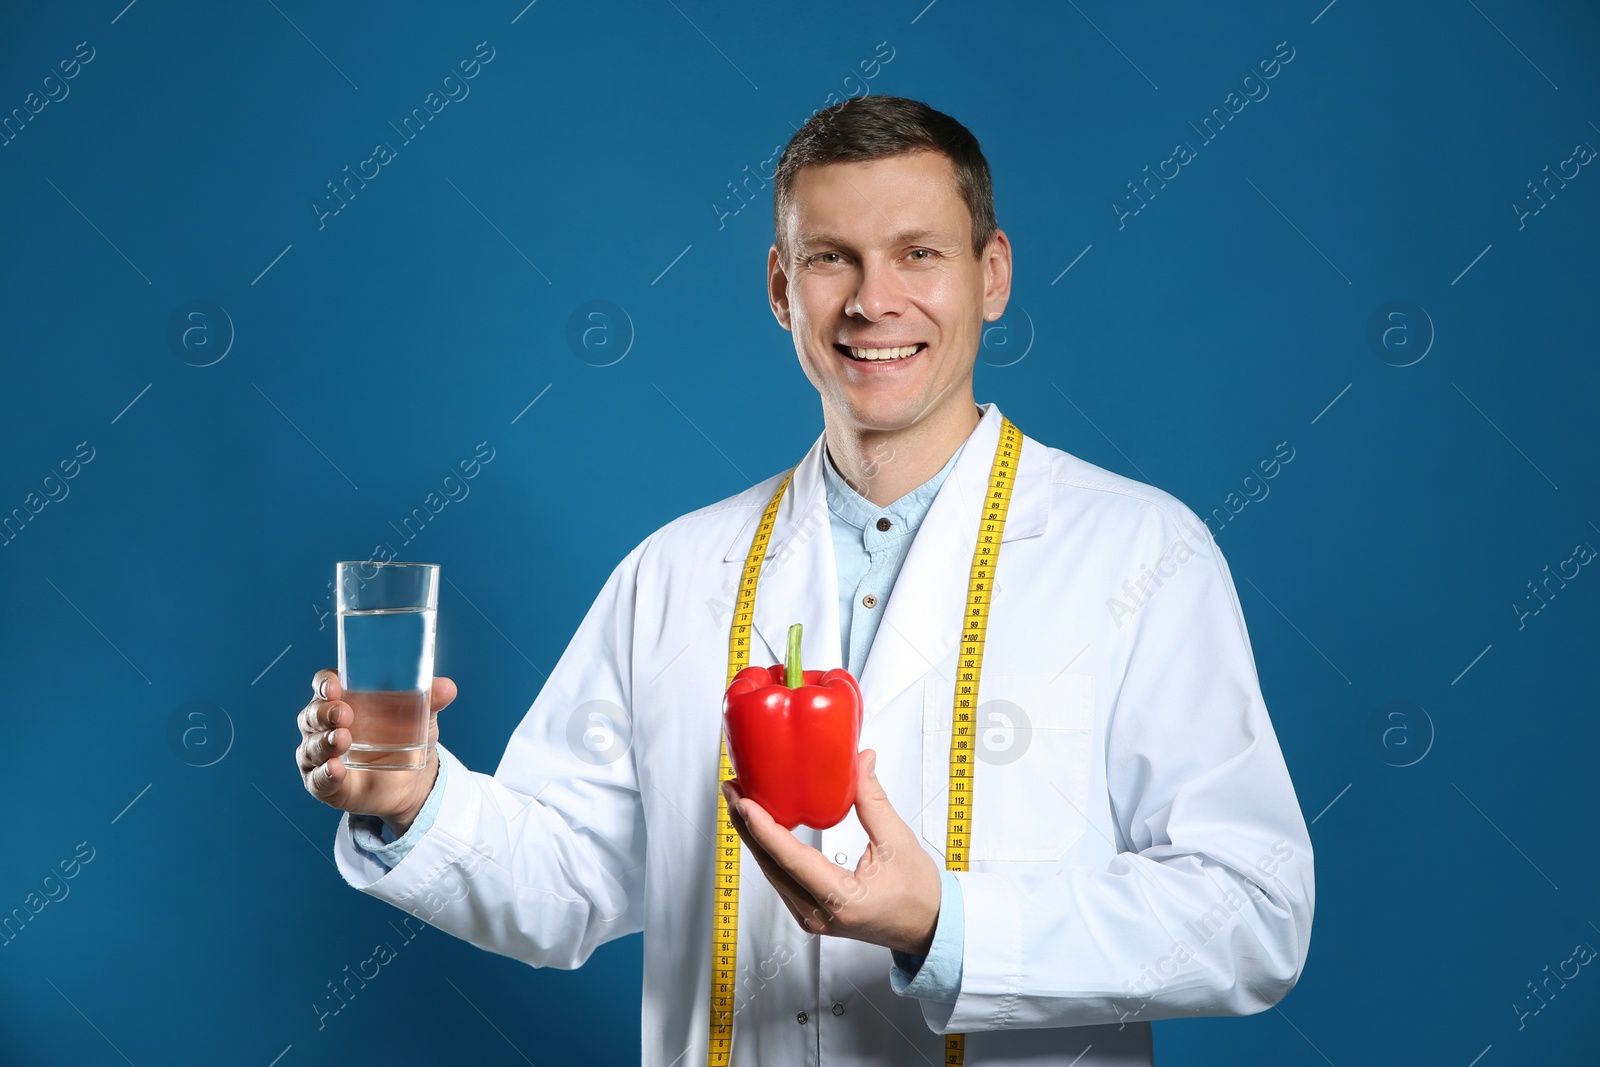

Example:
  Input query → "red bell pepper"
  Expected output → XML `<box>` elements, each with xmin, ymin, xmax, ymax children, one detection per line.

<box><xmin>722</xmin><ymin>623</ymin><xmax>863</xmax><ymax>831</ymax></box>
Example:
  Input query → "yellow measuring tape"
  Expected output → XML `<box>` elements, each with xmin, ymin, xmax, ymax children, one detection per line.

<box><xmin>707</xmin><ymin>418</ymin><xmax>1022</xmax><ymax>1066</ymax></box>
<box><xmin>708</xmin><ymin>465</ymin><xmax>794</xmax><ymax>1065</ymax></box>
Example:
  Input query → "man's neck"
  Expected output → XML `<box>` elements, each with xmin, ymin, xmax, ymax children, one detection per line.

<box><xmin>823</xmin><ymin>402</ymin><xmax>983</xmax><ymax>507</ymax></box>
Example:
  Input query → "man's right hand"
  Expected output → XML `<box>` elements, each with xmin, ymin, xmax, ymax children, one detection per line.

<box><xmin>298</xmin><ymin>668</ymin><xmax>458</xmax><ymax>835</ymax></box>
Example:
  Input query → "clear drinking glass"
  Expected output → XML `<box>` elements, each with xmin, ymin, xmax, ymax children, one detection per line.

<box><xmin>335</xmin><ymin>561</ymin><xmax>439</xmax><ymax>771</ymax></box>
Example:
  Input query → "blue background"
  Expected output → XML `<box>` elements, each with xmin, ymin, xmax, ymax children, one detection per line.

<box><xmin>2</xmin><ymin>0</ymin><xmax>1597</xmax><ymax>1063</ymax></box>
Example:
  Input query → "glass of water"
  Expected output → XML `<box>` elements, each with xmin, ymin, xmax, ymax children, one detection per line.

<box><xmin>335</xmin><ymin>561</ymin><xmax>438</xmax><ymax>771</ymax></box>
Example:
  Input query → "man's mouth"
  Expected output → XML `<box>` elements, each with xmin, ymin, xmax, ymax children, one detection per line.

<box><xmin>835</xmin><ymin>343</ymin><xmax>926</xmax><ymax>363</ymax></box>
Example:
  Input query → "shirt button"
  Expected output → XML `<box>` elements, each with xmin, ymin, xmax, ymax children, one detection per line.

<box><xmin>876</xmin><ymin>517</ymin><xmax>892</xmax><ymax>531</ymax></box>
<box><xmin>862</xmin><ymin>594</ymin><xmax>878</xmax><ymax>608</ymax></box>
<box><xmin>834</xmin><ymin>851</ymin><xmax>847</xmax><ymax>864</ymax></box>
<box><xmin>832</xmin><ymin>1002</ymin><xmax>846</xmax><ymax>1016</ymax></box>
<box><xmin>796</xmin><ymin>1010</ymin><xmax>810</xmax><ymax>1025</ymax></box>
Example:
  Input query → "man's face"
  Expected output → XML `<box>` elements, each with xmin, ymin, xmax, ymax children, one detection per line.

<box><xmin>768</xmin><ymin>150</ymin><xmax>1011</xmax><ymax>435</ymax></box>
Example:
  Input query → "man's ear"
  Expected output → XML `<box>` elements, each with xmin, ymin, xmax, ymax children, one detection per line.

<box><xmin>980</xmin><ymin>229</ymin><xmax>1013</xmax><ymax>322</ymax></box>
<box><xmin>768</xmin><ymin>244</ymin><xmax>793</xmax><ymax>331</ymax></box>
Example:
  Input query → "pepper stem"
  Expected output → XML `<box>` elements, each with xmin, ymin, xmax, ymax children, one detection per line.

<box><xmin>786</xmin><ymin>623</ymin><xmax>804</xmax><ymax>688</ymax></box>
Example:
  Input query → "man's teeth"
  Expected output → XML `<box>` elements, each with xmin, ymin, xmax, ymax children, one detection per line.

<box><xmin>846</xmin><ymin>344</ymin><xmax>920</xmax><ymax>361</ymax></box>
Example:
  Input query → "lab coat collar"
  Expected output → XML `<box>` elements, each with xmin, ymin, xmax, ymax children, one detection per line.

<box><xmin>722</xmin><ymin>402</ymin><xmax>1050</xmax><ymax>712</ymax></box>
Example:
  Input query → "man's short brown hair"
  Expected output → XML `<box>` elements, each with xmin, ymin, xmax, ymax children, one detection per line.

<box><xmin>772</xmin><ymin>95</ymin><xmax>998</xmax><ymax>262</ymax></box>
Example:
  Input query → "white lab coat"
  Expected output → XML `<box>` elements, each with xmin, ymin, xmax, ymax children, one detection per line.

<box><xmin>334</xmin><ymin>403</ymin><xmax>1315</xmax><ymax>1065</ymax></box>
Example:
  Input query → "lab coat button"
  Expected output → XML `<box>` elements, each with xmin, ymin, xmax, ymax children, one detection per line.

<box><xmin>862</xmin><ymin>594</ymin><xmax>878</xmax><ymax>608</ymax></box>
<box><xmin>832</xmin><ymin>1002</ymin><xmax>845</xmax><ymax>1016</ymax></box>
<box><xmin>796</xmin><ymin>1010</ymin><xmax>809</xmax><ymax>1025</ymax></box>
<box><xmin>834</xmin><ymin>851</ymin><xmax>847</xmax><ymax>864</ymax></box>
<box><xmin>876</xmin><ymin>517</ymin><xmax>892</xmax><ymax>531</ymax></box>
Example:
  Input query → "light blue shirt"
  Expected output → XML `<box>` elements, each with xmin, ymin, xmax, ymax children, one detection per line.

<box><xmin>818</xmin><ymin>442</ymin><xmax>966</xmax><ymax>1006</ymax></box>
<box><xmin>350</xmin><ymin>438</ymin><xmax>970</xmax><ymax>1010</ymax></box>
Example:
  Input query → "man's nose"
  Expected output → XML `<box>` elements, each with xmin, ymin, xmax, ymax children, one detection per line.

<box><xmin>846</xmin><ymin>257</ymin><xmax>906</xmax><ymax>319</ymax></box>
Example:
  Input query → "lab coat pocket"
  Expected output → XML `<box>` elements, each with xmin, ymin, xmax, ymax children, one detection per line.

<box><xmin>922</xmin><ymin>672</ymin><xmax>1095</xmax><ymax>863</ymax></box>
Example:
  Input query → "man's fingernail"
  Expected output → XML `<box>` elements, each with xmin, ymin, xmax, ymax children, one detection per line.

<box><xmin>326</xmin><ymin>729</ymin><xmax>338</xmax><ymax>747</ymax></box>
<box><xmin>317</xmin><ymin>677</ymin><xmax>329</xmax><ymax>699</ymax></box>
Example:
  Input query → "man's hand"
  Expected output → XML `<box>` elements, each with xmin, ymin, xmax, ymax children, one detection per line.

<box><xmin>721</xmin><ymin>749</ymin><xmax>942</xmax><ymax>957</ymax></box>
<box><xmin>297</xmin><ymin>668</ymin><xmax>457</xmax><ymax>835</ymax></box>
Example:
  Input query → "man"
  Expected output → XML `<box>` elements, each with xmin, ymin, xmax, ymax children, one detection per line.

<box><xmin>297</xmin><ymin>96</ymin><xmax>1314</xmax><ymax>1065</ymax></box>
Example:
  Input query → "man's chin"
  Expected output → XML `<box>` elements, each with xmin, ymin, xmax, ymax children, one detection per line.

<box><xmin>834</xmin><ymin>395</ymin><xmax>939</xmax><ymax>435</ymax></box>
<box><xmin>832</xmin><ymin>381</ymin><xmax>973</xmax><ymax>435</ymax></box>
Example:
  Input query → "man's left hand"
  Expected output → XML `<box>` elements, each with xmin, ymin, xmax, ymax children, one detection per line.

<box><xmin>721</xmin><ymin>749</ymin><xmax>942</xmax><ymax>957</ymax></box>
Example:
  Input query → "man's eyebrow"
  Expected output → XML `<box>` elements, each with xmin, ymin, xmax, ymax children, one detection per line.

<box><xmin>793</xmin><ymin>227</ymin><xmax>958</xmax><ymax>251</ymax></box>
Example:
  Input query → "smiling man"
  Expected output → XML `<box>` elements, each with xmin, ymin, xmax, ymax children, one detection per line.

<box><xmin>773</xmin><ymin>142</ymin><xmax>1010</xmax><ymax>508</ymax></box>
<box><xmin>299</xmin><ymin>96</ymin><xmax>1314</xmax><ymax>1065</ymax></box>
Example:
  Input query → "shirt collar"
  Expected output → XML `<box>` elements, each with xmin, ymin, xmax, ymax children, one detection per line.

<box><xmin>821</xmin><ymin>438</ymin><xmax>966</xmax><ymax>542</ymax></box>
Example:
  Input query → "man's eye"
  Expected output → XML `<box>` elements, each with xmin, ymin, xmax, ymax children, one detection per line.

<box><xmin>908</xmin><ymin>248</ymin><xmax>932</xmax><ymax>261</ymax></box>
<box><xmin>810</xmin><ymin>252</ymin><xmax>842</xmax><ymax>265</ymax></box>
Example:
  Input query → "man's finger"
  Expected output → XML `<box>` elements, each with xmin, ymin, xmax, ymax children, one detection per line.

<box><xmin>733</xmin><ymin>791</ymin><xmax>845</xmax><ymax>898</ymax></box>
<box><xmin>306</xmin><ymin>756</ymin><xmax>346</xmax><ymax>798</ymax></box>
<box><xmin>313</xmin><ymin>669</ymin><xmax>340</xmax><ymax>702</ymax></box>
<box><xmin>298</xmin><ymin>702</ymin><xmax>325</xmax><ymax>735</ymax></box>
<box><xmin>721</xmin><ymin>789</ymin><xmax>847</xmax><ymax>920</ymax></box>
<box><xmin>297</xmin><ymin>729</ymin><xmax>330</xmax><ymax>773</ymax></box>
<box><xmin>849</xmin><ymin>749</ymin><xmax>904</xmax><ymax>852</ymax></box>
<box><xmin>775</xmin><ymin>883</ymin><xmax>831</xmax><ymax>935</ymax></box>
<box><xmin>759</xmin><ymin>855</ymin><xmax>833</xmax><ymax>933</ymax></box>
<box><xmin>302</xmin><ymin>726</ymin><xmax>347</xmax><ymax>771</ymax></box>
<box><xmin>299</xmin><ymin>698</ymin><xmax>351</xmax><ymax>737</ymax></box>
<box><xmin>722</xmin><ymin>789</ymin><xmax>820</xmax><ymax>908</ymax></box>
